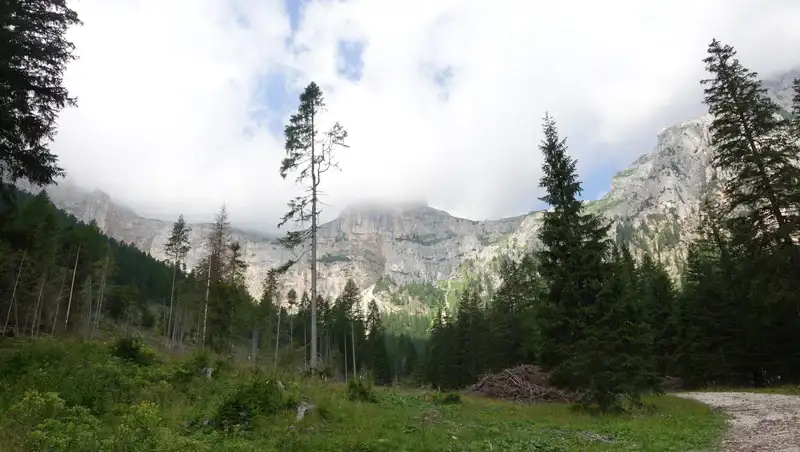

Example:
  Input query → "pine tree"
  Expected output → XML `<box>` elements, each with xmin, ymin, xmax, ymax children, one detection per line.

<box><xmin>701</xmin><ymin>39</ymin><xmax>800</xmax><ymax>250</ymax></box>
<box><xmin>638</xmin><ymin>253</ymin><xmax>678</xmax><ymax>376</ymax></box>
<box><xmin>0</xmin><ymin>0</ymin><xmax>82</xmax><ymax>192</ymax></box>
<box><xmin>593</xmin><ymin>244</ymin><xmax>659</xmax><ymax>405</ymax></box>
<box><xmin>489</xmin><ymin>254</ymin><xmax>542</xmax><ymax>371</ymax></box>
<box><xmin>276</xmin><ymin>82</ymin><xmax>349</xmax><ymax>372</ymax></box>
<box><xmin>366</xmin><ymin>300</ymin><xmax>391</xmax><ymax>384</ymax></box>
<box><xmin>453</xmin><ymin>289</ymin><xmax>488</xmax><ymax>387</ymax></box>
<box><xmin>535</xmin><ymin>113</ymin><xmax>641</xmax><ymax>411</ymax></box>
<box><xmin>164</xmin><ymin>215</ymin><xmax>191</xmax><ymax>342</ymax></box>
<box><xmin>335</xmin><ymin>279</ymin><xmax>364</xmax><ymax>374</ymax></box>
<box><xmin>199</xmin><ymin>205</ymin><xmax>233</xmax><ymax>351</ymax></box>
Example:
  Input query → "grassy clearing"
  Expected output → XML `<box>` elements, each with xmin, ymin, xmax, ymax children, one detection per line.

<box><xmin>0</xmin><ymin>339</ymin><xmax>725</xmax><ymax>451</ymax></box>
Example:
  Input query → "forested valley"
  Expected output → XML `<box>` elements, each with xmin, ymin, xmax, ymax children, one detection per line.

<box><xmin>2</xmin><ymin>1</ymin><xmax>800</xmax><ymax>450</ymax></box>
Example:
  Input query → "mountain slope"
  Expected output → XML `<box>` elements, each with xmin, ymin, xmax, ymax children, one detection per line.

<box><xmin>35</xmin><ymin>71</ymin><xmax>797</xmax><ymax>313</ymax></box>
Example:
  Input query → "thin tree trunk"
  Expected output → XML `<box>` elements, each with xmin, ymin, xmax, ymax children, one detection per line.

<box><xmin>64</xmin><ymin>245</ymin><xmax>81</xmax><ymax>332</ymax></box>
<box><xmin>351</xmin><ymin>322</ymin><xmax>356</xmax><ymax>376</ymax></box>
<box><xmin>289</xmin><ymin>314</ymin><xmax>294</xmax><ymax>367</ymax></box>
<box><xmin>274</xmin><ymin>307</ymin><xmax>282</xmax><ymax>370</ymax></box>
<box><xmin>310</xmin><ymin>108</ymin><xmax>318</xmax><ymax>370</ymax></box>
<box><xmin>304</xmin><ymin>322</ymin><xmax>308</xmax><ymax>367</ymax></box>
<box><xmin>344</xmin><ymin>328</ymin><xmax>348</xmax><ymax>382</ymax></box>
<box><xmin>3</xmin><ymin>251</ymin><xmax>26</xmax><ymax>334</ymax></box>
<box><xmin>202</xmin><ymin>262</ymin><xmax>210</xmax><ymax>347</ymax></box>
<box><xmin>84</xmin><ymin>276</ymin><xmax>93</xmax><ymax>340</ymax></box>
<box><xmin>179</xmin><ymin>302</ymin><xmax>188</xmax><ymax>354</ymax></box>
<box><xmin>51</xmin><ymin>268</ymin><xmax>67</xmax><ymax>336</ymax></box>
<box><xmin>171</xmin><ymin>295</ymin><xmax>180</xmax><ymax>343</ymax></box>
<box><xmin>31</xmin><ymin>272</ymin><xmax>46</xmax><ymax>337</ymax></box>
<box><xmin>94</xmin><ymin>252</ymin><xmax>110</xmax><ymax>334</ymax></box>
<box><xmin>167</xmin><ymin>256</ymin><xmax>178</xmax><ymax>343</ymax></box>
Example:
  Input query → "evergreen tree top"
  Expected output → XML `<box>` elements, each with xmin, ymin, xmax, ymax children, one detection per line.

<box><xmin>537</xmin><ymin>114</ymin><xmax>582</xmax><ymax>215</ymax></box>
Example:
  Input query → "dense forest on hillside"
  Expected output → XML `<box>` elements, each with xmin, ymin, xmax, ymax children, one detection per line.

<box><xmin>0</xmin><ymin>188</ymin><xmax>177</xmax><ymax>336</ymax></box>
<box><xmin>422</xmin><ymin>40</ymin><xmax>800</xmax><ymax>410</ymax></box>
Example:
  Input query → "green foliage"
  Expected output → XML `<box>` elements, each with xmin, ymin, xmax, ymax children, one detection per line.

<box><xmin>395</xmin><ymin>231</ymin><xmax>456</xmax><ymax>246</ymax></box>
<box><xmin>372</xmin><ymin>275</ymin><xmax>396</xmax><ymax>294</ymax></box>
<box><xmin>0</xmin><ymin>0</ymin><xmax>82</xmax><ymax>189</ymax></box>
<box><xmin>111</xmin><ymin>336</ymin><xmax>156</xmax><ymax>366</ymax></box>
<box><xmin>347</xmin><ymin>375</ymin><xmax>378</xmax><ymax>403</ymax></box>
<box><xmin>317</xmin><ymin>253</ymin><xmax>351</xmax><ymax>264</ymax></box>
<box><xmin>404</xmin><ymin>282</ymin><xmax>446</xmax><ymax>308</ymax></box>
<box><xmin>213</xmin><ymin>375</ymin><xmax>296</xmax><ymax>431</ymax></box>
<box><xmin>431</xmin><ymin>391</ymin><xmax>461</xmax><ymax>405</ymax></box>
<box><xmin>0</xmin><ymin>339</ymin><xmax>726</xmax><ymax>451</ymax></box>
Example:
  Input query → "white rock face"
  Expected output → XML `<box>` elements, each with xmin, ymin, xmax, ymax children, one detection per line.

<box><xmin>38</xmin><ymin>72</ymin><xmax>798</xmax><ymax>311</ymax></box>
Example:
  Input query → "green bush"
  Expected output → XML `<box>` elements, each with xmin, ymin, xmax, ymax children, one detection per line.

<box><xmin>347</xmin><ymin>375</ymin><xmax>378</xmax><ymax>403</ymax></box>
<box><xmin>213</xmin><ymin>376</ymin><xmax>295</xmax><ymax>431</ymax></box>
<box><xmin>432</xmin><ymin>391</ymin><xmax>461</xmax><ymax>405</ymax></box>
<box><xmin>172</xmin><ymin>350</ymin><xmax>212</xmax><ymax>383</ymax></box>
<box><xmin>111</xmin><ymin>336</ymin><xmax>156</xmax><ymax>366</ymax></box>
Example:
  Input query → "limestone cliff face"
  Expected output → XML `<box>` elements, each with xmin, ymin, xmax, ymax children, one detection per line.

<box><xmin>39</xmin><ymin>72</ymin><xmax>798</xmax><ymax>311</ymax></box>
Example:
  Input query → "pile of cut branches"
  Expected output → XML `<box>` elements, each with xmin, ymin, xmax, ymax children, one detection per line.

<box><xmin>468</xmin><ymin>364</ymin><xmax>577</xmax><ymax>404</ymax></box>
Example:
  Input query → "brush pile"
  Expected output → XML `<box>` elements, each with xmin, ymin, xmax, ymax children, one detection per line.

<box><xmin>468</xmin><ymin>364</ymin><xmax>577</xmax><ymax>403</ymax></box>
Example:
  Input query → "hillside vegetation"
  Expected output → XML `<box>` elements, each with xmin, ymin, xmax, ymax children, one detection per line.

<box><xmin>0</xmin><ymin>339</ymin><xmax>725</xmax><ymax>452</ymax></box>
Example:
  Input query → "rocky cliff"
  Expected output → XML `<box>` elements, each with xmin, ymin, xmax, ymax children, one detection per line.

<box><xmin>36</xmin><ymin>72</ymin><xmax>797</xmax><ymax>313</ymax></box>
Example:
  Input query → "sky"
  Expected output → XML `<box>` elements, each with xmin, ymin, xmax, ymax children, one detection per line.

<box><xmin>51</xmin><ymin>0</ymin><xmax>800</xmax><ymax>231</ymax></box>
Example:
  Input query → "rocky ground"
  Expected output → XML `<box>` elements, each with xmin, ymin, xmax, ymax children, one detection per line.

<box><xmin>677</xmin><ymin>392</ymin><xmax>800</xmax><ymax>451</ymax></box>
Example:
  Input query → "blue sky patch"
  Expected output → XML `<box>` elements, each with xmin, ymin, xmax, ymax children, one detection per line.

<box><xmin>337</xmin><ymin>40</ymin><xmax>365</xmax><ymax>81</ymax></box>
<box><xmin>433</xmin><ymin>65</ymin><xmax>455</xmax><ymax>100</ymax></box>
<box><xmin>251</xmin><ymin>70</ymin><xmax>302</xmax><ymax>135</ymax></box>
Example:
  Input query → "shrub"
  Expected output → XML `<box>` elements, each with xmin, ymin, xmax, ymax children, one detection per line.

<box><xmin>172</xmin><ymin>350</ymin><xmax>212</xmax><ymax>383</ymax></box>
<box><xmin>432</xmin><ymin>391</ymin><xmax>461</xmax><ymax>405</ymax></box>
<box><xmin>25</xmin><ymin>405</ymin><xmax>104</xmax><ymax>452</ymax></box>
<box><xmin>213</xmin><ymin>377</ymin><xmax>294</xmax><ymax>431</ymax></box>
<box><xmin>111</xmin><ymin>336</ymin><xmax>155</xmax><ymax>366</ymax></box>
<box><xmin>347</xmin><ymin>375</ymin><xmax>378</xmax><ymax>403</ymax></box>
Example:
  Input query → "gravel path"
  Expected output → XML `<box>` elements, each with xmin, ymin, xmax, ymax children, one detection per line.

<box><xmin>676</xmin><ymin>392</ymin><xmax>800</xmax><ymax>451</ymax></box>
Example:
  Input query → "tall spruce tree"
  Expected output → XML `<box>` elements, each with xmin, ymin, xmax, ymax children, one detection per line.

<box><xmin>198</xmin><ymin>205</ymin><xmax>232</xmax><ymax>350</ymax></box>
<box><xmin>366</xmin><ymin>299</ymin><xmax>391</xmax><ymax>384</ymax></box>
<box><xmin>164</xmin><ymin>215</ymin><xmax>191</xmax><ymax>342</ymax></box>
<box><xmin>276</xmin><ymin>82</ymin><xmax>349</xmax><ymax>371</ymax></box>
<box><xmin>535</xmin><ymin>113</ymin><xmax>655</xmax><ymax>410</ymax></box>
<box><xmin>701</xmin><ymin>39</ymin><xmax>800</xmax><ymax>250</ymax></box>
<box><xmin>0</xmin><ymin>1</ymin><xmax>81</xmax><ymax>192</ymax></box>
<box><xmin>638</xmin><ymin>253</ymin><xmax>678</xmax><ymax>376</ymax></box>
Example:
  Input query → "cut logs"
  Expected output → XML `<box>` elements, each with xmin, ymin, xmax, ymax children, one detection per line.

<box><xmin>468</xmin><ymin>364</ymin><xmax>577</xmax><ymax>404</ymax></box>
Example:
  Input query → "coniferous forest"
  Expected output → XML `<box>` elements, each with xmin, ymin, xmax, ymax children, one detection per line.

<box><xmin>3</xmin><ymin>4</ymin><xmax>800</xmax><ymax>449</ymax></box>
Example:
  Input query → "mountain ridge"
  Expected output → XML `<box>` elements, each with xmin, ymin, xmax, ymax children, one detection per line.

<box><xmin>26</xmin><ymin>70</ymin><xmax>798</xmax><ymax>314</ymax></box>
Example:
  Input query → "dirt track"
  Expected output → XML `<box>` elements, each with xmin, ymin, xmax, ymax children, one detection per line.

<box><xmin>676</xmin><ymin>392</ymin><xmax>800</xmax><ymax>451</ymax></box>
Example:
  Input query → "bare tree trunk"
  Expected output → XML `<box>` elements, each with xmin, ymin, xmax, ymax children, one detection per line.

<box><xmin>310</xmin><ymin>110</ymin><xmax>318</xmax><ymax>370</ymax></box>
<box><xmin>171</xmin><ymin>294</ymin><xmax>180</xmax><ymax>343</ymax></box>
<box><xmin>30</xmin><ymin>273</ymin><xmax>46</xmax><ymax>337</ymax></box>
<box><xmin>304</xmin><ymin>322</ymin><xmax>308</xmax><ymax>367</ymax></box>
<box><xmin>274</xmin><ymin>307</ymin><xmax>281</xmax><ymax>370</ymax></box>
<box><xmin>64</xmin><ymin>245</ymin><xmax>81</xmax><ymax>332</ymax></box>
<box><xmin>94</xmin><ymin>252</ymin><xmax>110</xmax><ymax>335</ymax></box>
<box><xmin>288</xmin><ymin>314</ymin><xmax>294</xmax><ymax>367</ymax></box>
<box><xmin>51</xmin><ymin>268</ymin><xmax>67</xmax><ymax>336</ymax></box>
<box><xmin>179</xmin><ymin>302</ymin><xmax>188</xmax><ymax>354</ymax></box>
<box><xmin>351</xmin><ymin>322</ymin><xmax>356</xmax><ymax>376</ymax></box>
<box><xmin>201</xmin><ymin>262</ymin><xmax>210</xmax><ymax>347</ymax></box>
<box><xmin>167</xmin><ymin>256</ymin><xmax>178</xmax><ymax>343</ymax></box>
<box><xmin>83</xmin><ymin>276</ymin><xmax>93</xmax><ymax>340</ymax></box>
<box><xmin>4</xmin><ymin>251</ymin><xmax>26</xmax><ymax>334</ymax></box>
<box><xmin>343</xmin><ymin>328</ymin><xmax>348</xmax><ymax>382</ymax></box>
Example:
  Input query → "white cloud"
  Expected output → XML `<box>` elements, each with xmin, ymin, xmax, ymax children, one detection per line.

<box><xmin>53</xmin><ymin>0</ymin><xmax>800</xmax><ymax>229</ymax></box>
